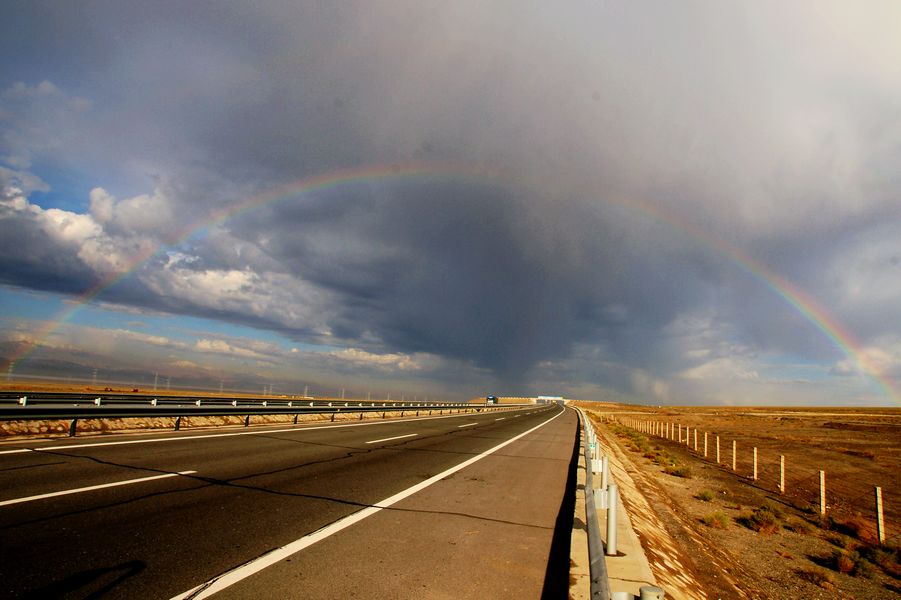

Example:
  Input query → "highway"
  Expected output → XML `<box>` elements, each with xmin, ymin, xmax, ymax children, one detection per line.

<box><xmin>0</xmin><ymin>404</ymin><xmax>579</xmax><ymax>599</ymax></box>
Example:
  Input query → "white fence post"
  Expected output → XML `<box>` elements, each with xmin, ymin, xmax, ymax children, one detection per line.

<box><xmin>819</xmin><ymin>471</ymin><xmax>827</xmax><ymax>515</ymax></box>
<box><xmin>876</xmin><ymin>487</ymin><xmax>885</xmax><ymax>544</ymax></box>
<box><xmin>779</xmin><ymin>455</ymin><xmax>785</xmax><ymax>494</ymax></box>
<box><xmin>732</xmin><ymin>440</ymin><xmax>737</xmax><ymax>471</ymax></box>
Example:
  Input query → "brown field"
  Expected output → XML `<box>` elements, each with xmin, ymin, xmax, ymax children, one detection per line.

<box><xmin>576</xmin><ymin>402</ymin><xmax>901</xmax><ymax>599</ymax></box>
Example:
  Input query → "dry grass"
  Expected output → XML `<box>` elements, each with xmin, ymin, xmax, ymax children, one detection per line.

<box><xmin>701</xmin><ymin>511</ymin><xmax>730</xmax><ymax>529</ymax></box>
<box><xmin>738</xmin><ymin>504</ymin><xmax>781</xmax><ymax>534</ymax></box>
<box><xmin>695</xmin><ymin>489</ymin><xmax>715</xmax><ymax>502</ymax></box>
<box><xmin>797</xmin><ymin>566</ymin><xmax>837</xmax><ymax>590</ymax></box>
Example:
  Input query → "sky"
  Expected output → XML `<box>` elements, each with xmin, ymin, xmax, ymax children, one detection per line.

<box><xmin>1</xmin><ymin>2</ymin><xmax>900</xmax><ymax>405</ymax></box>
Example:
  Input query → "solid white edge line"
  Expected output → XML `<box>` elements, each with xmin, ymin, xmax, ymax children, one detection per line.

<box><xmin>364</xmin><ymin>433</ymin><xmax>418</xmax><ymax>444</ymax></box>
<box><xmin>0</xmin><ymin>408</ymin><xmax>533</xmax><ymax>456</ymax></box>
<box><xmin>0</xmin><ymin>470</ymin><xmax>198</xmax><ymax>507</ymax></box>
<box><xmin>169</xmin><ymin>407</ymin><xmax>566</xmax><ymax>600</ymax></box>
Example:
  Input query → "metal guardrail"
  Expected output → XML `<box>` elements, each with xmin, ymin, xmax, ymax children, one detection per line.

<box><xmin>577</xmin><ymin>407</ymin><xmax>613</xmax><ymax>600</ymax></box>
<box><xmin>0</xmin><ymin>391</ymin><xmax>517</xmax><ymax>435</ymax></box>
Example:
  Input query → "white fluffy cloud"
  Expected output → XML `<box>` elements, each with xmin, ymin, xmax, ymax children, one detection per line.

<box><xmin>327</xmin><ymin>348</ymin><xmax>425</xmax><ymax>372</ymax></box>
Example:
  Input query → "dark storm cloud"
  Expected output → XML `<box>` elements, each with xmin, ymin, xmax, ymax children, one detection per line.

<box><xmin>217</xmin><ymin>179</ymin><xmax>715</xmax><ymax>378</ymax></box>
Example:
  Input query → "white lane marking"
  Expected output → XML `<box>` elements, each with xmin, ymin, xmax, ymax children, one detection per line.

<box><xmin>170</xmin><ymin>408</ymin><xmax>566</xmax><ymax>600</ymax></box>
<box><xmin>456</xmin><ymin>423</ymin><xmax>477</xmax><ymax>428</ymax></box>
<box><xmin>364</xmin><ymin>434</ymin><xmax>418</xmax><ymax>445</ymax></box>
<box><xmin>0</xmin><ymin>410</ymin><xmax>506</xmax><ymax>456</ymax></box>
<box><xmin>0</xmin><ymin>470</ymin><xmax>197</xmax><ymax>507</ymax></box>
<box><xmin>495</xmin><ymin>417</ymin><xmax>506</xmax><ymax>421</ymax></box>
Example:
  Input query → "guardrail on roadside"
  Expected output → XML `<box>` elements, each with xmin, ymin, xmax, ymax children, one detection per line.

<box><xmin>577</xmin><ymin>407</ymin><xmax>613</xmax><ymax>600</ymax></box>
<box><xmin>576</xmin><ymin>408</ymin><xmax>666</xmax><ymax>600</ymax></box>
<box><xmin>0</xmin><ymin>391</ymin><xmax>522</xmax><ymax>436</ymax></box>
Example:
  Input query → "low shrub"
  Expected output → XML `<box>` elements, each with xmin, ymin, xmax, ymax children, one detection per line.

<box><xmin>783</xmin><ymin>518</ymin><xmax>813</xmax><ymax>535</ymax></box>
<box><xmin>760</xmin><ymin>501</ymin><xmax>784</xmax><ymax>520</ymax></box>
<box><xmin>695</xmin><ymin>490</ymin><xmax>715</xmax><ymax>502</ymax></box>
<box><xmin>702</xmin><ymin>511</ymin><xmax>729</xmax><ymax>529</ymax></box>
<box><xmin>831</xmin><ymin>550</ymin><xmax>873</xmax><ymax>578</ymax></box>
<box><xmin>830</xmin><ymin>515</ymin><xmax>879</xmax><ymax>545</ymax></box>
<box><xmin>664</xmin><ymin>464</ymin><xmax>692</xmax><ymax>478</ymax></box>
<box><xmin>859</xmin><ymin>545</ymin><xmax>901</xmax><ymax>578</ymax></box>
<box><xmin>797</xmin><ymin>567</ymin><xmax>836</xmax><ymax>590</ymax></box>
<box><xmin>834</xmin><ymin>550</ymin><xmax>855</xmax><ymax>574</ymax></box>
<box><xmin>739</xmin><ymin>505</ymin><xmax>780</xmax><ymax>534</ymax></box>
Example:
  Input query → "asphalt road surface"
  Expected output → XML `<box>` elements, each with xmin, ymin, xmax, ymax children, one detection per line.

<box><xmin>0</xmin><ymin>404</ymin><xmax>579</xmax><ymax>599</ymax></box>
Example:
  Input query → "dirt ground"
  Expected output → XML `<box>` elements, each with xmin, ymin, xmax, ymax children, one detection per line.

<box><xmin>576</xmin><ymin>403</ymin><xmax>901</xmax><ymax>599</ymax></box>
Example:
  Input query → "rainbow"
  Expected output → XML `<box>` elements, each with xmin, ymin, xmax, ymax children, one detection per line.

<box><xmin>4</xmin><ymin>162</ymin><xmax>896</xmax><ymax>405</ymax></box>
<box><xmin>614</xmin><ymin>196</ymin><xmax>899</xmax><ymax>405</ymax></box>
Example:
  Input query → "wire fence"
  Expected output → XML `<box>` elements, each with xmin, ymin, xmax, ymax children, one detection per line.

<box><xmin>607</xmin><ymin>414</ymin><xmax>899</xmax><ymax>548</ymax></box>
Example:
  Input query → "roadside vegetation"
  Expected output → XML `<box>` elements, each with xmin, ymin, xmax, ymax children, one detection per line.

<box><xmin>610</xmin><ymin>423</ymin><xmax>692</xmax><ymax>478</ymax></box>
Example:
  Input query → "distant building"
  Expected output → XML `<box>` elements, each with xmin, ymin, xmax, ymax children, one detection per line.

<box><xmin>535</xmin><ymin>396</ymin><xmax>564</xmax><ymax>404</ymax></box>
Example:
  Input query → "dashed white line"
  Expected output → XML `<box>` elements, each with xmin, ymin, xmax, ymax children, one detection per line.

<box><xmin>169</xmin><ymin>408</ymin><xmax>565</xmax><ymax>600</ymax></box>
<box><xmin>457</xmin><ymin>423</ymin><xmax>478</xmax><ymax>428</ymax></box>
<box><xmin>0</xmin><ymin>470</ymin><xmax>197</xmax><ymax>507</ymax></box>
<box><xmin>364</xmin><ymin>433</ymin><xmax>418</xmax><ymax>444</ymax></box>
<box><xmin>495</xmin><ymin>417</ymin><xmax>506</xmax><ymax>421</ymax></box>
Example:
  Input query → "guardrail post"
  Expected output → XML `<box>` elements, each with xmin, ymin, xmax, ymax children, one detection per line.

<box><xmin>606</xmin><ymin>483</ymin><xmax>619</xmax><ymax>556</ymax></box>
<box><xmin>601</xmin><ymin>455</ymin><xmax>609</xmax><ymax>490</ymax></box>
<box><xmin>68</xmin><ymin>418</ymin><xmax>77</xmax><ymax>437</ymax></box>
<box><xmin>174</xmin><ymin>416</ymin><xmax>181</xmax><ymax>431</ymax></box>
